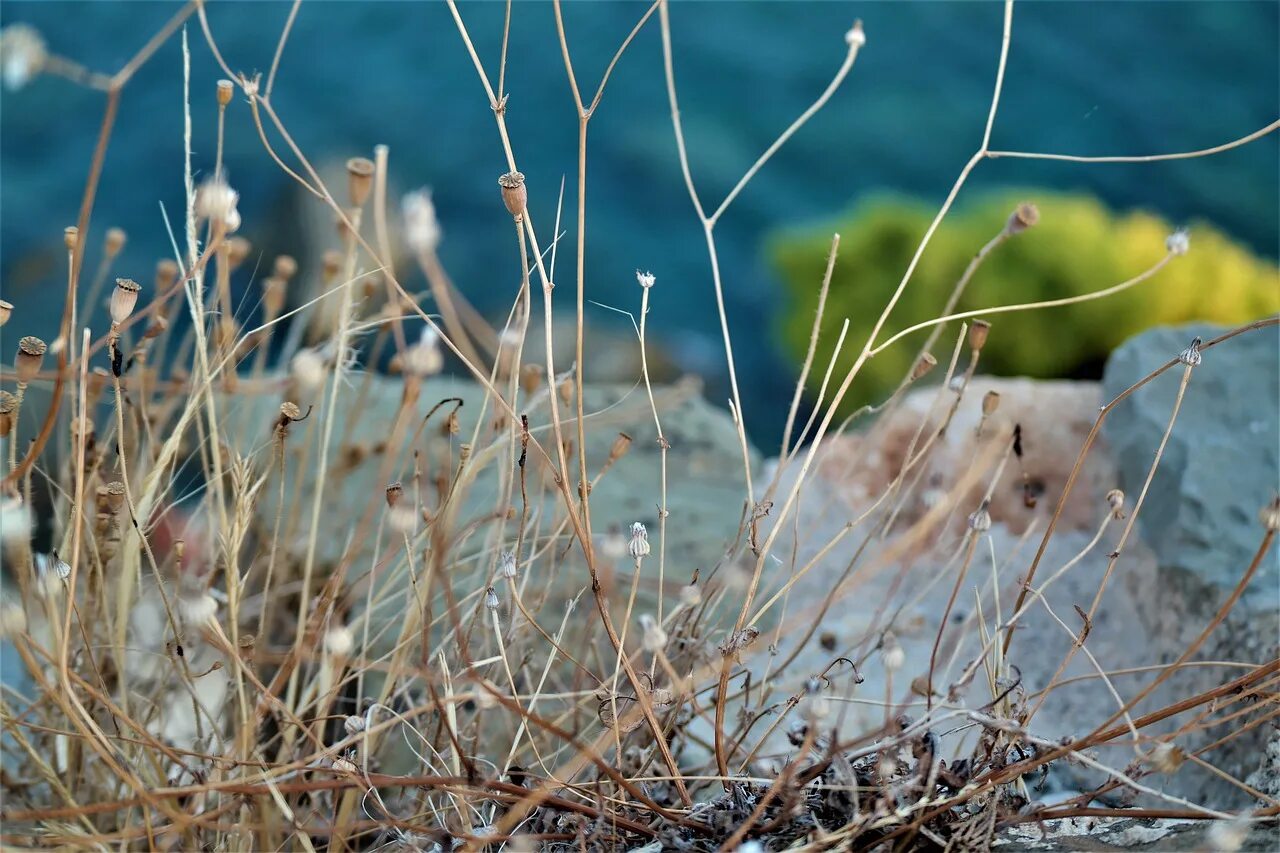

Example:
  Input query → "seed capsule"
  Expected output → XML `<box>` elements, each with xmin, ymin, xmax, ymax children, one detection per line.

<box><xmin>498</xmin><ymin>171</ymin><xmax>527</xmax><ymax>219</ymax></box>
<box><xmin>110</xmin><ymin>277</ymin><xmax>142</xmax><ymax>324</ymax></box>
<box><xmin>15</xmin><ymin>336</ymin><xmax>46</xmax><ymax>384</ymax></box>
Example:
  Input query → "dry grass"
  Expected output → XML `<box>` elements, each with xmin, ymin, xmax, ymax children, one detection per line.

<box><xmin>1</xmin><ymin>2</ymin><xmax>1278</xmax><ymax>850</ymax></box>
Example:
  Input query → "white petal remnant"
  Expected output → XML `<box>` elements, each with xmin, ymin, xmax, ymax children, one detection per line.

<box><xmin>402</xmin><ymin>189</ymin><xmax>442</xmax><ymax>254</ymax></box>
<box><xmin>324</xmin><ymin>624</ymin><xmax>355</xmax><ymax>657</ymax></box>
<box><xmin>635</xmin><ymin>270</ymin><xmax>655</xmax><ymax>289</ymax></box>
<box><xmin>498</xmin><ymin>550</ymin><xmax>517</xmax><ymax>579</ymax></box>
<box><xmin>178</xmin><ymin>593</ymin><xmax>218</xmax><ymax>626</ymax></box>
<box><xmin>0</xmin><ymin>24</ymin><xmax>46</xmax><ymax>91</ymax></box>
<box><xmin>639</xmin><ymin>613</ymin><xmax>667</xmax><ymax>652</ymax></box>
<box><xmin>1165</xmin><ymin>227</ymin><xmax>1190</xmax><ymax>256</ymax></box>
<box><xmin>627</xmin><ymin>521</ymin><xmax>650</xmax><ymax>561</ymax></box>
<box><xmin>402</xmin><ymin>326</ymin><xmax>443</xmax><ymax>378</ymax></box>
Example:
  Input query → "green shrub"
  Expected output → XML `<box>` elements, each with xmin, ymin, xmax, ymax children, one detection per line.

<box><xmin>770</xmin><ymin>191</ymin><xmax>1280</xmax><ymax>412</ymax></box>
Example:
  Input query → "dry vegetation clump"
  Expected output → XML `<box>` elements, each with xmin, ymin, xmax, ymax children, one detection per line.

<box><xmin>1</xmin><ymin>3</ymin><xmax>1278</xmax><ymax>851</ymax></box>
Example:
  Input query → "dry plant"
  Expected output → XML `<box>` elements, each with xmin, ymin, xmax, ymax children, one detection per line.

<box><xmin>1</xmin><ymin>2</ymin><xmax>1278</xmax><ymax>850</ymax></box>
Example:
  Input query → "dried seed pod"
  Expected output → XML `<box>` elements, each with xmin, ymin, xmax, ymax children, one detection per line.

<box><xmin>627</xmin><ymin>522</ymin><xmax>650</xmax><ymax>561</ymax></box>
<box><xmin>968</xmin><ymin>320</ymin><xmax>991</xmax><ymax>352</ymax></box>
<box><xmin>344</xmin><ymin>715</ymin><xmax>366</xmax><ymax>735</ymax></box>
<box><xmin>143</xmin><ymin>315</ymin><xmax>168</xmax><ymax>340</ymax></box>
<box><xmin>104</xmin><ymin>481</ymin><xmax>125</xmax><ymax>514</ymax></box>
<box><xmin>608</xmin><ymin>432</ymin><xmax>633</xmax><ymax>462</ymax></box>
<box><xmin>63</xmin><ymin>226</ymin><xmax>78</xmax><ymax>251</ymax></box>
<box><xmin>347</xmin><ymin>157</ymin><xmax>375</xmax><ymax>208</ymax></box>
<box><xmin>1005</xmin><ymin>202</ymin><xmax>1039</xmax><ymax>235</ymax></box>
<box><xmin>881</xmin><ymin>632</ymin><xmax>905</xmax><ymax>671</ymax></box>
<box><xmin>982</xmin><ymin>390</ymin><xmax>1000</xmax><ymax>416</ymax></box>
<box><xmin>216</xmin><ymin>79</ymin><xmax>234</xmax><ymax>106</ymax></box>
<box><xmin>15</xmin><ymin>336</ymin><xmax>46</xmax><ymax>383</ymax></box>
<box><xmin>104</xmin><ymin>227</ymin><xmax>127</xmax><ymax>257</ymax></box>
<box><xmin>0</xmin><ymin>390</ymin><xmax>16</xmax><ymax>437</ymax></box>
<box><xmin>322</xmin><ymin>249</ymin><xmax>343</xmax><ymax>282</ymax></box>
<box><xmin>1177</xmin><ymin>337</ymin><xmax>1202</xmax><ymax>367</ymax></box>
<box><xmin>499</xmin><ymin>550</ymin><xmax>517</xmax><ymax>579</ymax></box>
<box><xmin>110</xmin><ymin>277</ymin><xmax>141</xmax><ymax>324</ymax></box>
<box><xmin>224</xmin><ymin>236</ymin><xmax>252</xmax><ymax>271</ymax></box>
<box><xmin>557</xmin><ymin>377</ymin><xmax>573</xmax><ymax>407</ymax></box>
<box><xmin>498</xmin><ymin>171</ymin><xmax>527</xmax><ymax>219</ymax></box>
<box><xmin>385</xmin><ymin>481</ymin><xmax>404</xmax><ymax>507</ymax></box>
<box><xmin>910</xmin><ymin>352</ymin><xmax>937</xmax><ymax>381</ymax></box>
<box><xmin>967</xmin><ymin>500</ymin><xmax>992</xmax><ymax>533</ymax></box>
<box><xmin>0</xmin><ymin>299</ymin><xmax>11</xmax><ymax>326</ymax></box>
<box><xmin>260</xmin><ymin>276</ymin><xmax>286</xmax><ymax>320</ymax></box>
<box><xmin>484</xmin><ymin>586</ymin><xmax>499</xmax><ymax>611</ymax></box>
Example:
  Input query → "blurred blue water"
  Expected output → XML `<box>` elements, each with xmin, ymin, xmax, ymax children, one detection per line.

<box><xmin>1</xmin><ymin>1</ymin><xmax>1277</xmax><ymax>442</ymax></box>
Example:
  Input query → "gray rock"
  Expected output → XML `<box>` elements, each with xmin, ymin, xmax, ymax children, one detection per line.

<box><xmin>1101</xmin><ymin>322</ymin><xmax>1279</xmax><ymax>620</ymax></box>
<box><xmin>996</xmin><ymin>816</ymin><xmax>1279</xmax><ymax>851</ymax></box>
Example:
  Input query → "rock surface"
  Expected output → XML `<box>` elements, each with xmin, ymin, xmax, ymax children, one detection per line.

<box><xmin>1102</xmin><ymin>322</ymin><xmax>1279</xmax><ymax>619</ymax></box>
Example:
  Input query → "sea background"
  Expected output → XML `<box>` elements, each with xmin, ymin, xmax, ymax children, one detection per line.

<box><xmin>1</xmin><ymin>0</ymin><xmax>1277</xmax><ymax>442</ymax></box>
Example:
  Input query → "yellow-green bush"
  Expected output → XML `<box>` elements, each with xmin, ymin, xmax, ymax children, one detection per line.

<box><xmin>770</xmin><ymin>191</ymin><xmax>1280</xmax><ymax>412</ymax></box>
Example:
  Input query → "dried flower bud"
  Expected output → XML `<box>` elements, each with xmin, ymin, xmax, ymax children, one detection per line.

<box><xmin>331</xmin><ymin>756</ymin><xmax>358</xmax><ymax>775</ymax></box>
<box><xmin>844</xmin><ymin>19</ymin><xmax>865</xmax><ymax>48</ymax></box>
<box><xmin>324</xmin><ymin>624</ymin><xmax>354</xmax><ymax>657</ymax></box>
<box><xmin>558</xmin><ymin>377</ymin><xmax>573</xmax><ymax>407</ymax></box>
<box><xmin>1165</xmin><ymin>228</ymin><xmax>1190</xmax><ymax>256</ymax></box>
<box><xmin>261</xmin><ymin>276</ymin><xmax>286</xmax><ymax>320</ymax></box>
<box><xmin>403</xmin><ymin>189</ymin><xmax>442</xmax><ymax>254</ymax></box>
<box><xmin>110</xmin><ymin>277</ymin><xmax>141</xmax><ymax>324</ymax></box>
<box><xmin>627</xmin><ymin>521</ymin><xmax>650</xmax><ymax>561</ymax></box>
<box><xmin>322</xmin><ymin>249</ymin><xmax>343</xmax><ymax>282</ymax></box>
<box><xmin>498</xmin><ymin>171</ymin><xmax>527</xmax><ymax>219</ymax></box>
<box><xmin>484</xmin><ymin>586</ymin><xmax>500</xmax><ymax>611</ymax></box>
<box><xmin>636</xmin><ymin>270</ymin><xmax>655</xmax><ymax>289</ymax></box>
<box><xmin>910</xmin><ymin>352</ymin><xmax>937</xmax><ymax>382</ymax></box>
<box><xmin>0</xmin><ymin>299</ymin><xmax>11</xmax><ymax>327</ymax></box>
<box><xmin>347</xmin><ymin>157</ymin><xmax>375</xmax><ymax>208</ymax></box>
<box><xmin>380</xmin><ymin>482</ymin><xmax>403</xmax><ymax>509</ymax></box>
<box><xmin>344</xmin><ymin>715</ymin><xmax>366</xmax><ymax>736</ymax></box>
<box><xmin>272</xmin><ymin>254</ymin><xmax>298</xmax><ymax>282</ymax></box>
<box><xmin>1259</xmin><ymin>496</ymin><xmax>1280</xmax><ymax>532</ymax></box>
<box><xmin>519</xmin><ymin>364</ymin><xmax>544</xmax><ymax>396</ymax></box>
<box><xmin>1177</xmin><ymin>337</ymin><xmax>1202</xmax><ymax>367</ymax></box>
<box><xmin>1005</xmin><ymin>202</ymin><xmax>1039</xmax><ymax>235</ymax></box>
<box><xmin>156</xmin><ymin>258</ymin><xmax>181</xmax><ymax>289</ymax></box>
<box><xmin>63</xmin><ymin>225</ymin><xmax>78</xmax><ymax>251</ymax></box>
<box><xmin>1106</xmin><ymin>488</ymin><xmax>1126</xmax><ymax>519</ymax></box>
<box><xmin>967</xmin><ymin>500</ymin><xmax>992</xmax><ymax>533</ymax></box>
<box><xmin>104</xmin><ymin>481</ymin><xmax>126</xmax><ymax>514</ymax></box>
<box><xmin>499</xmin><ymin>550</ymin><xmax>517</xmax><ymax>579</ymax></box>
<box><xmin>143</xmin><ymin>316</ymin><xmax>168</xmax><ymax>340</ymax></box>
<box><xmin>216</xmin><ymin>78</ymin><xmax>233</xmax><ymax>106</ymax></box>
<box><xmin>15</xmin><ymin>336</ymin><xmax>46</xmax><ymax>383</ymax></box>
<box><xmin>982</xmin><ymin>390</ymin><xmax>1000</xmax><ymax>416</ymax></box>
<box><xmin>52</xmin><ymin>554</ymin><xmax>71</xmax><ymax>580</ymax></box>
<box><xmin>104</xmin><ymin>227</ymin><xmax>127</xmax><ymax>257</ymax></box>
<box><xmin>639</xmin><ymin>613</ymin><xmax>667</xmax><ymax>652</ymax></box>
<box><xmin>882</xmin><ymin>632</ymin><xmax>905</xmax><ymax>671</ymax></box>
<box><xmin>968</xmin><ymin>320</ymin><xmax>991</xmax><ymax>352</ymax></box>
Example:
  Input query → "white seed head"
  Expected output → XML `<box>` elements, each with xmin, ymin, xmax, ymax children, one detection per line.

<box><xmin>324</xmin><ymin>624</ymin><xmax>355</xmax><ymax>657</ymax></box>
<box><xmin>679</xmin><ymin>583</ymin><xmax>702</xmax><ymax>609</ymax></box>
<box><xmin>627</xmin><ymin>521</ymin><xmax>650</xmax><ymax>561</ymax></box>
<box><xmin>290</xmin><ymin>348</ymin><xmax>327</xmax><ymax>390</ymax></box>
<box><xmin>639</xmin><ymin>613</ymin><xmax>668</xmax><ymax>653</ymax></box>
<box><xmin>1145</xmin><ymin>741</ymin><xmax>1185</xmax><ymax>774</ymax></box>
<box><xmin>635</xmin><ymin>270</ymin><xmax>655</xmax><ymax>289</ymax></box>
<box><xmin>736</xmin><ymin>841</ymin><xmax>766</xmax><ymax>853</ymax></box>
<box><xmin>402</xmin><ymin>326</ymin><xmax>443</xmax><ymax>377</ymax></box>
<box><xmin>343</xmin><ymin>715</ymin><xmax>366</xmax><ymax>736</ymax></box>
<box><xmin>0</xmin><ymin>495</ymin><xmax>32</xmax><ymax>545</ymax></box>
<box><xmin>388</xmin><ymin>505</ymin><xmax>418</xmax><ymax>535</ymax></box>
<box><xmin>1260</xmin><ymin>497</ymin><xmax>1280</xmax><ymax>532</ymax></box>
<box><xmin>882</xmin><ymin>632</ymin><xmax>905</xmax><ymax>671</ymax></box>
<box><xmin>484</xmin><ymin>586</ymin><xmax>500</xmax><ymax>612</ymax></box>
<box><xmin>0</xmin><ymin>24</ymin><xmax>46</xmax><ymax>91</ymax></box>
<box><xmin>178</xmin><ymin>593</ymin><xmax>218</xmax><ymax>626</ymax></box>
<box><xmin>600</xmin><ymin>529</ymin><xmax>627</xmax><ymax>560</ymax></box>
<box><xmin>0</xmin><ymin>601</ymin><xmax>27</xmax><ymax>637</ymax></box>
<box><xmin>195</xmin><ymin>177</ymin><xmax>241</xmax><ymax>233</ymax></box>
<box><xmin>499</xmin><ymin>550</ymin><xmax>517</xmax><ymax>579</ymax></box>
<box><xmin>1207</xmin><ymin>816</ymin><xmax>1252</xmax><ymax>852</ymax></box>
<box><xmin>1106</xmin><ymin>488</ymin><xmax>1126</xmax><ymax>519</ymax></box>
<box><xmin>844</xmin><ymin>20</ymin><xmax>865</xmax><ymax>48</ymax></box>
<box><xmin>403</xmin><ymin>189</ymin><xmax>442</xmax><ymax>254</ymax></box>
<box><xmin>1165</xmin><ymin>227</ymin><xmax>1190</xmax><ymax>256</ymax></box>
